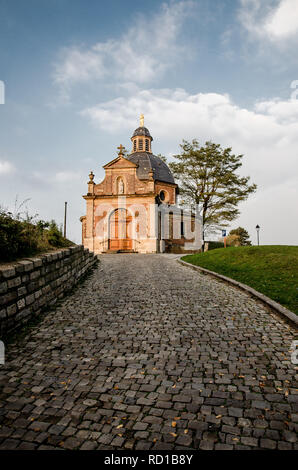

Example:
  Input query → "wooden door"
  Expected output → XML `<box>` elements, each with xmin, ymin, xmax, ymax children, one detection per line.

<box><xmin>109</xmin><ymin>209</ymin><xmax>132</xmax><ymax>251</ymax></box>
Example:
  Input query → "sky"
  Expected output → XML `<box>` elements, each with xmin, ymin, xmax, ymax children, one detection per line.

<box><xmin>0</xmin><ymin>0</ymin><xmax>297</xmax><ymax>245</ymax></box>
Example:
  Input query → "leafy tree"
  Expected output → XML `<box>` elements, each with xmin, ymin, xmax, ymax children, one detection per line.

<box><xmin>168</xmin><ymin>140</ymin><xmax>257</xmax><ymax>238</ymax></box>
<box><xmin>229</xmin><ymin>226</ymin><xmax>251</xmax><ymax>246</ymax></box>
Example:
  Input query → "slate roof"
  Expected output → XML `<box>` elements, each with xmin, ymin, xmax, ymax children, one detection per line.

<box><xmin>127</xmin><ymin>152</ymin><xmax>175</xmax><ymax>184</ymax></box>
<box><xmin>132</xmin><ymin>127</ymin><xmax>153</xmax><ymax>139</ymax></box>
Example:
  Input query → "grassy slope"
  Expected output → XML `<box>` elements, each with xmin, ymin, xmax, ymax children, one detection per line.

<box><xmin>182</xmin><ymin>246</ymin><xmax>298</xmax><ymax>315</ymax></box>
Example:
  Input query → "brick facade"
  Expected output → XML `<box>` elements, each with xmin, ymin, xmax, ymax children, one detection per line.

<box><xmin>80</xmin><ymin>119</ymin><xmax>202</xmax><ymax>254</ymax></box>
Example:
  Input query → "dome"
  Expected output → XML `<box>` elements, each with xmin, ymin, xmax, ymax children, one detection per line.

<box><xmin>127</xmin><ymin>152</ymin><xmax>175</xmax><ymax>184</ymax></box>
<box><xmin>132</xmin><ymin>126</ymin><xmax>153</xmax><ymax>139</ymax></box>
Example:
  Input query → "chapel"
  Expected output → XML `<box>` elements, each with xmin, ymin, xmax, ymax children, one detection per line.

<box><xmin>80</xmin><ymin>116</ymin><xmax>201</xmax><ymax>253</ymax></box>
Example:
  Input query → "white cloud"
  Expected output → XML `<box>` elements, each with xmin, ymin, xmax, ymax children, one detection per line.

<box><xmin>27</xmin><ymin>169</ymin><xmax>82</xmax><ymax>184</ymax></box>
<box><xmin>234</xmin><ymin>178</ymin><xmax>298</xmax><ymax>245</ymax></box>
<box><xmin>264</xmin><ymin>0</ymin><xmax>298</xmax><ymax>38</ymax></box>
<box><xmin>81</xmin><ymin>86</ymin><xmax>298</xmax><ymax>187</ymax></box>
<box><xmin>0</xmin><ymin>160</ymin><xmax>15</xmax><ymax>175</ymax></box>
<box><xmin>81</xmin><ymin>86</ymin><xmax>298</xmax><ymax>244</ymax></box>
<box><xmin>254</xmin><ymin>97</ymin><xmax>298</xmax><ymax>123</ymax></box>
<box><xmin>54</xmin><ymin>171</ymin><xmax>81</xmax><ymax>183</ymax></box>
<box><xmin>239</xmin><ymin>0</ymin><xmax>298</xmax><ymax>41</ymax></box>
<box><xmin>53</xmin><ymin>1</ymin><xmax>193</xmax><ymax>99</ymax></box>
<box><xmin>54</xmin><ymin>47</ymin><xmax>106</xmax><ymax>86</ymax></box>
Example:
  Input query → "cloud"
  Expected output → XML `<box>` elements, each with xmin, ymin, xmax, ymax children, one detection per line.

<box><xmin>0</xmin><ymin>160</ymin><xmax>15</xmax><ymax>175</ymax></box>
<box><xmin>54</xmin><ymin>48</ymin><xmax>106</xmax><ymax>86</ymax></box>
<box><xmin>80</xmin><ymin>86</ymin><xmax>298</xmax><ymax>244</ymax></box>
<box><xmin>80</xmin><ymin>87</ymin><xmax>298</xmax><ymax>190</ymax></box>
<box><xmin>53</xmin><ymin>1</ymin><xmax>193</xmax><ymax>101</ymax></box>
<box><xmin>234</xmin><ymin>178</ymin><xmax>298</xmax><ymax>245</ymax></box>
<box><xmin>54</xmin><ymin>171</ymin><xmax>81</xmax><ymax>183</ymax></box>
<box><xmin>238</xmin><ymin>0</ymin><xmax>298</xmax><ymax>41</ymax></box>
<box><xmin>22</xmin><ymin>170</ymin><xmax>83</xmax><ymax>187</ymax></box>
<box><xmin>264</xmin><ymin>0</ymin><xmax>298</xmax><ymax>38</ymax></box>
<box><xmin>255</xmin><ymin>97</ymin><xmax>298</xmax><ymax>123</ymax></box>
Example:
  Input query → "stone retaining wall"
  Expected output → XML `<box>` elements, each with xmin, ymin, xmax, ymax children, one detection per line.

<box><xmin>0</xmin><ymin>246</ymin><xmax>98</xmax><ymax>336</ymax></box>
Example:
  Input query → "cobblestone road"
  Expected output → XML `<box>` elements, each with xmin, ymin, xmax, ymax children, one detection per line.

<box><xmin>0</xmin><ymin>254</ymin><xmax>297</xmax><ymax>450</ymax></box>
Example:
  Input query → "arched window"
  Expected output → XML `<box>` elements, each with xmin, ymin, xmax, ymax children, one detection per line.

<box><xmin>133</xmin><ymin>140</ymin><xmax>137</xmax><ymax>152</ymax></box>
<box><xmin>145</xmin><ymin>139</ymin><xmax>149</xmax><ymax>151</ymax></box>
<box><xmin>138</xmin><ymin>138</ymin><xmax>143</xmax><ymax>151</ymax></box>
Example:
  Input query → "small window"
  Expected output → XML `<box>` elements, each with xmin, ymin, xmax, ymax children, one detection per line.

<box><xmin>145</xmin><ymin>139</ymin><xmax>149</xmax><ymax>151</ymax></box>
<box><xmin>138</xmin><ymin>139</ymin><xmax>143</xmax><ymax>151</ymax></box>
<box><xmin>133</xmin><ymin>140</ymin><xmax>137</xmax><ymax>152</ymax></box>
<box><xmin>160</xmin><ymin>190</ymin><xmax>165</xmax><ymax>201</ymax></box>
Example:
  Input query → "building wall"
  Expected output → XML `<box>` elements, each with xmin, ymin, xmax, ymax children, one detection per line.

<box><xmin>95</xmin><ymin>160</ymin><xmax>155</xmax><ymax>197</ymax></box>
<box><xmin>83</xmin><ymin>195</ymin><xmax>159</xmax><ymax>254</ymax></box>
<box><xmin>155</xmin><ymin>181</ymin><xmax>176</xmax><ymax>205</ymax></box>
<box><xmin>80</xmin><ymin>154</ymin><xmax>201</xmax><ymax>254</ymax></box>
<box><xmin>82</xmin><ymin>196</ymin><xmax>202</xmax><ymax>254</ymax></box>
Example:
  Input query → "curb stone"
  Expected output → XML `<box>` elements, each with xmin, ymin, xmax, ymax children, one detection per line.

<box><xmin>178</xmin><ymin>258</ymin><xmax>298</xmax><ymax>329</ymax></box>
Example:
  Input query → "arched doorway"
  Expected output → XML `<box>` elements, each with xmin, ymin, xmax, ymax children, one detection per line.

<box><xmin>109</xmin><ymin>208</ymin><xmax>133</xmax><ymax>251</ymax></box>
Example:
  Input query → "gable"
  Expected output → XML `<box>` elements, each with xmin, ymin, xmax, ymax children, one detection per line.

<box><xmin>103</xmin><ymin>155</ymin><xmax>138</xmax><ymax>170</ymax></box>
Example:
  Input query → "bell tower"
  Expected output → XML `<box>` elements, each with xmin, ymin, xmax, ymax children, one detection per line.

<box><xmin>131</xmin><ymin>114</ymin><xmax>153</xmax><ymax>153</ymax></box>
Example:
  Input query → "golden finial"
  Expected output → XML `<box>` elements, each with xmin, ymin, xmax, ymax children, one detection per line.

<box><xmin>140</xmin><ymin>114</ymin><xmax>144</xmax><ymax>127</ymax></box>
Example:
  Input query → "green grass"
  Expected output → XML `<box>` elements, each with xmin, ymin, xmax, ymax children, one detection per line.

<box><xmin>182</xmin><ymin>245</ymin><xmax>298</xmax><ymax>315</ymax></box>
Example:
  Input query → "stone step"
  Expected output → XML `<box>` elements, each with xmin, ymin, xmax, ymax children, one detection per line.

<box><xmin>103</xmin><ymin>249</ymin><xmax>137</xmax><ymax>254</ymax></box>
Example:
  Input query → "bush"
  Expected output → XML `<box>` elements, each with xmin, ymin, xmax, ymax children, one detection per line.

<box><xmin>46</xmin><ymin>221</ymin><xmax>70</xmax><ymax>248</ymax></box>
<box><xmin>226</xmin><ymin>234</ymin><xmax>241</xmax><ymax>247</ymax></box>
<box><xmin>205</xmin><ymin>241</ymin><xmax>224</xmax><ymax>250</ymax></box>
<box><xmin>0</xmin><ymin>209</ymin><xmax>73</xmax><ymax>262</ymax></box>
<box><xmin>0</xmin><ymin>210</ymin><xmax>26</xmax><ymax>260</ymax></box>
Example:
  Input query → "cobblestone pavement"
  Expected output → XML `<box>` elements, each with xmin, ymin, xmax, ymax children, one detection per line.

<box><xmin>0</xmin><ymin>254</ymin><xmax>297</xmax><ymax>450</ymax></box>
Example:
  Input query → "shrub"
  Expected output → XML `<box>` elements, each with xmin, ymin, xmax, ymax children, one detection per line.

<box><xmin>0</xmin><ymin>210</ymin><xmax>25</xmax><ymax>260</ymax></box>
<box><xmin>46</xmin><ymin>220</ymin><xmax>70</xmax><ymax>248</ymax></box>
<box><xmin>0</xmin><ymin>209</ymin><xmax>73</xmax><ymax>262</ymax></box>
<box><xmin>226</xmin><ymin>234</ymin><xmax>241</xmax><ymax>247</ymax></box>
<box><xmin>205</xmin><ymin>241</ymin><xmax>224</xmax><ymax>250</ymax></box>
